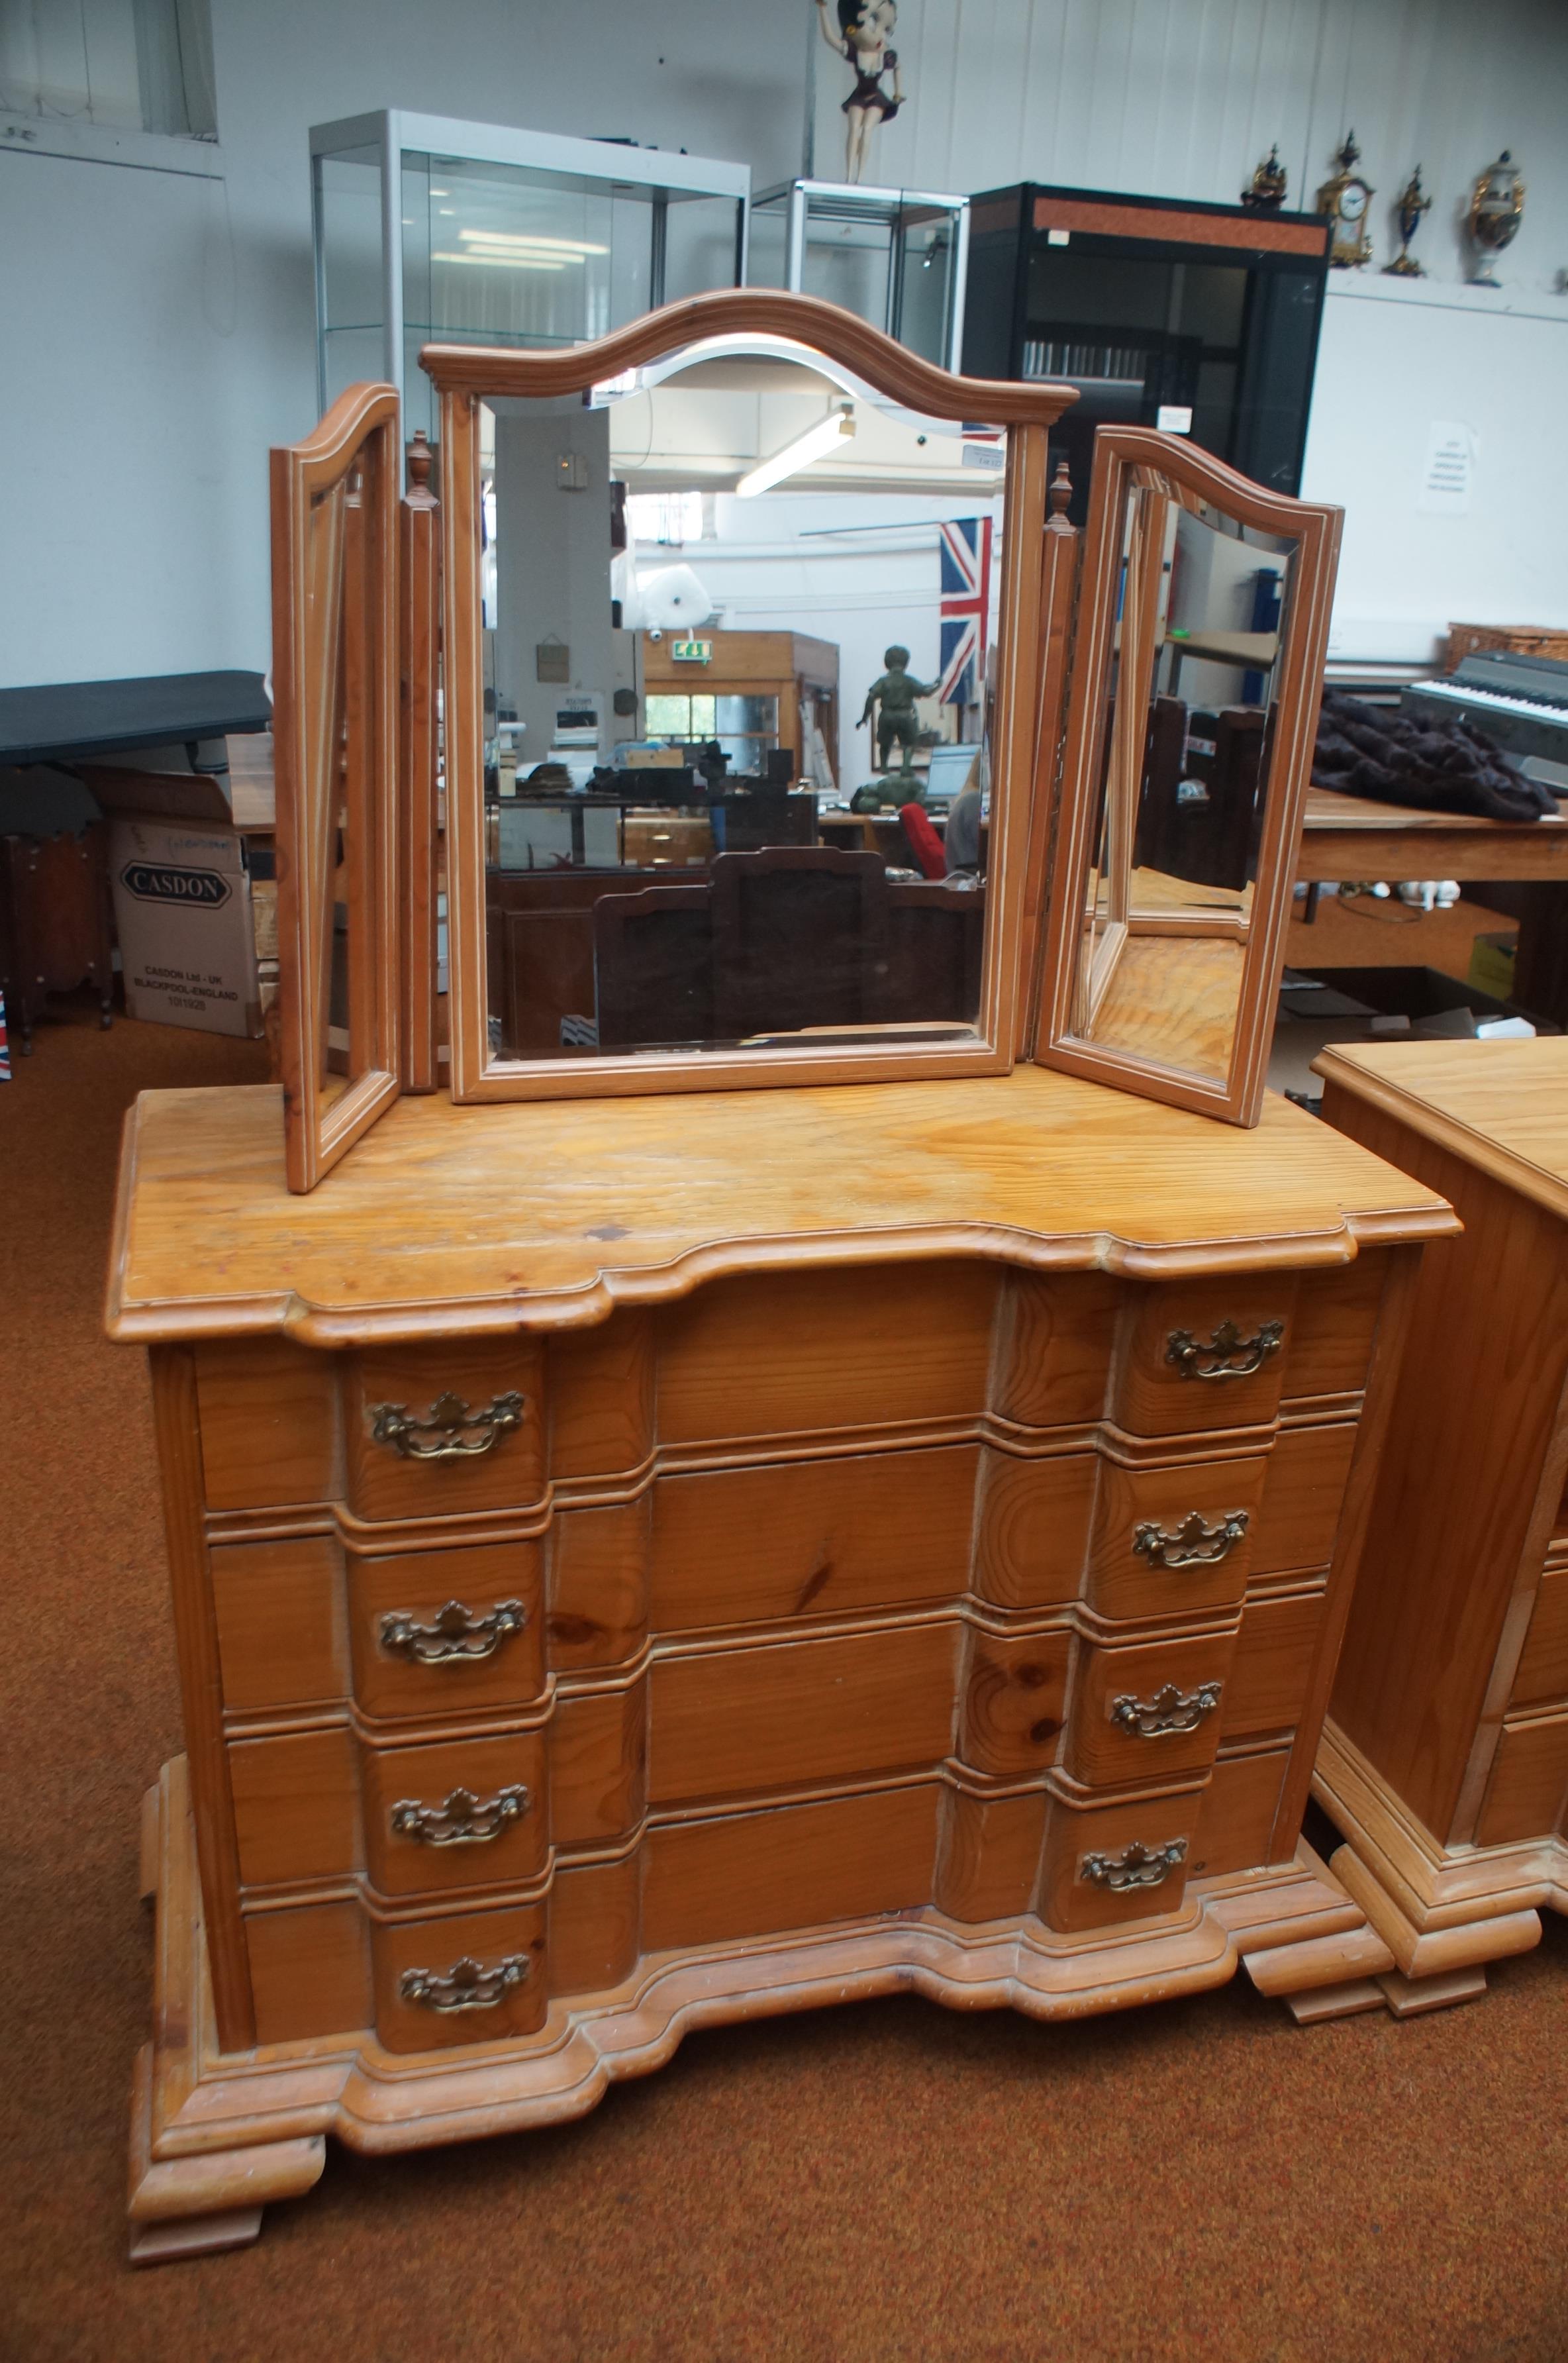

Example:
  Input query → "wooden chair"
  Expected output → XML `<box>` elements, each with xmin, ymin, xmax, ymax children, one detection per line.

<box><xmin>885</xmin><ymin>881</ymin><xmax>985</xmax><ymax>1023</ymax></box>
<box><xmin>593</xmin><ymin>880</ymin><xmax>714</xmax><ymax>1049</ymax></box>
<box><xmin>709</xmin><ymin>846</ymin><xmax>888</xmax><ymax>1040</ymax></box>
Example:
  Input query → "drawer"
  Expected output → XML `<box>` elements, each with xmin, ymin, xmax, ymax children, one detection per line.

<box><xmin>230</xmin><ymin>1725</ymin><xmax>358</xmax><ymax>1887</ymax></box>
<box><xmin>654</xmin><ymin>1264</ymin><xmax>997</xmax><ymax>1446</ymax></box>
<box><xmin>1251</xmin><ymin>1423</ymin><xmax>1356</xmax><ymax>1578</ymax></box>
<box><xmin>1221</xmin><ymin>1587</ymin><xmax>1326</xmax><ymax>1739</ymax></box>
<box><xmin>1112</xmin><ymin>1280</ymin><xmax>1293</xmax><ymax>1438</ymax></box>
<box><xmin>1475</xmin><ymin>1711</ymin><xmax>1568</xmax><ymax>1847</ymax></box>
<box><xmin>1189</xmin><ymin>1745</ymin><xmax>1291</xmax><ymax>1878</ymax></box>
<box><xmin>642</xmin><ymin>1783</ymin><xmax>940</xmax><ymax>1953</ymax></box>
<box><xmin>548</xmin><ymin>1499</ymin><xmax>651</xmax><ymax>1672</ymax></box>
<box><xmin>1038</xmin><ymin>1785</ymin><xmax>1200</xmax><ymax>1933</ymax></box>
<box><xmin>347</xmin><ymin>1539</ymin><xmax>545</xmax><ymax>1721</ymax></box>
<box><xmin>1063</xmin><ymin>1631</ymin><xmax>1235</xmax><ymax>1789</ymax></box>
<box><xmin>246</xmin><ymin>1897</ymin><xmax>372</xmax><ymax>2046</ymax></box>
<box><xmin>1512</xmin><ymin>1564</ymin><xmax>1568</xmax><ymax>1711</ymax></box>
<box><xmin>344</xmin><ymin>1338</ymin><xmax>546</xmax><ymax>1523</ymax></box>
<box><xmin>648</xmin><ymin>1446</ymin><xmax>979</xmax><ymax>1633</ymax></box>
<box><xmin>211</xmin><ymin>1534</ymin><xmax>347</xmax><ymax>1715</ymax></box>
<box><xmin>647</xmin><ymin>1623</ymin><xmax>959</xmax><ymax>1807</ymax></box>
<box><xmin>196</xmin><ymin>1336</ymin><xmax>338</xmax><ymax>1511</ymax></box>
<box><xmin>973</xmin><ymin>1448</ymin><xmax>1098</xmax><ymax>1611</ymax></box>
<box><xmin>1285</xmin><ymin>1256</ymin><xmax>1385</xmax><ymax>1401</ymax></box>
<box><xmin>957</xmin><ymin>1625</ymin><xmax>1072</xmax><ymax>1778</ymax></box>
<box><xmin>360</xmin><ymin>1726</ymin><xmax>549</xmax><ymax>1898</ymax></box>
<box><xmin>371</xmin><ymin>1896</ymin><xmax>549</xmax><ymax>2053</ymax></box>
<box><xmin>1085</xmin><ymin>1454</ymin><xmax>1267</xmax><ymax>1622</ymax></box>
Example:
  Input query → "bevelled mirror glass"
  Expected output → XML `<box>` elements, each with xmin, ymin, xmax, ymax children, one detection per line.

<box><xmin>424</xmin><ymin>291</ymin><xmax>1073</xmax><ymax>1103</ymax></box>
<box><xmin>1038</xmin><ymin>427</ymin><xmax>1342</xmax><ymax>1127</ymax></box>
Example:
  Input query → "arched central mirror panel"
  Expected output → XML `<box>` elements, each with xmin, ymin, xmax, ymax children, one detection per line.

<box><xmin>425</xmin><ymin>291</ymin><xmax>1074</xmax><ymax>1102</ymax></box>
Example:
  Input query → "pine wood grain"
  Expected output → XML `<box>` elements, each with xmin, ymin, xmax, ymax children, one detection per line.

<box><xmin>107</xmin><ymin>1068</ymin><xmax>1453</xmax><ymax>1346</ymax></box>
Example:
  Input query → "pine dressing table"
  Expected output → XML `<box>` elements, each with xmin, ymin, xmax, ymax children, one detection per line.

<box><xmin>109</xmin><ymin>291</ymin><xmax>1457</xmax><ymax>2260</ymax></box>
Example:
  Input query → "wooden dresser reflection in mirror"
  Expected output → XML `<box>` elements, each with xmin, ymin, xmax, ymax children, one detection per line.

<box><xmin>109</xmin><ymin>290</ymin><xmax>1458</xmax><ymax>2265</ymax></box>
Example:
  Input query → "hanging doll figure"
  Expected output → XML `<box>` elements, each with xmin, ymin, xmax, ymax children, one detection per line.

<box><xmin>815</xmin><ymin>0</ymin><xmax>903</xmax><ymax>185</ymax></box>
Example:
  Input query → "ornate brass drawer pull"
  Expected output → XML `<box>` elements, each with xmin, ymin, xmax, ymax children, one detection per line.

<box><xmin>390</xmin><ymin>1784</ymin><xmax>532</xmax><ymax>1846</ymax></box>
<box><xmin>1110</xmin><ymin>1681</ymin><xmax>1222</xmax><ymax>1739</ymax></box>
<box><xmin>399</xmin><ymin>1954</ymin><xmax>530</xmax><ymax>2013</ymax></box>
<box><xmin>1081</xmin><ymin>1838</ymin><xmax>1188</xmax><ymax>1891</ymax></box>
<box><xmin>379</xmin><ymin>1597</ymin><xmax>528</xmax><ymax>1665</ymax></box>
<box><xmin>1165</xmin><ymin>1319</ymin><xmax>1284</xmax><ymax>1382</ymax></box>
<box><xmin>368</xmin><ymin>1389</ymin><xmax>526</xmax><ymax>1461</ymax></box>
<box><xmin>1132</xmin><ymin>1509</ymin><xmax>1249</xmax><ymax>1569</ymax></box>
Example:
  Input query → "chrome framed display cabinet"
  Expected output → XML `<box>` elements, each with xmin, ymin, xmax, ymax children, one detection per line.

<box><xmin>311</xmin><ymin>111</ymin><xmax>752</xmax><ymax>446</ymax></box>
<box><xmin>749</xmin><ymin>180</ymin><xmax>969</xmax><ymax>371</ymax></box>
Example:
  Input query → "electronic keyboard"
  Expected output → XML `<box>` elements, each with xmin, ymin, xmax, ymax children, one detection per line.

<box><xmin>1402</xmin><ymin>651</ymin><xmax>1568</xmax><ymax>787</ymax></box>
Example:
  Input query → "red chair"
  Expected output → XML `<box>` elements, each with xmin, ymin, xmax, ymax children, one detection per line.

<box><xmin>899</xmin><ymin>801</ymin><xmax>947</xmax><ymax>881</ymax></box>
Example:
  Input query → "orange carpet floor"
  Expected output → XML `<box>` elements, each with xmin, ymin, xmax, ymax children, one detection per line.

<box><xmin>3</xmin><ymin>999</ymin><xmax>1567</xmax><ymax>2363</ymax></box>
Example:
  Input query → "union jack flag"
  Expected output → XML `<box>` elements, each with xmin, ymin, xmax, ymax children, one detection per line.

<box><xmin>937</xmin><ymin>516</ymin><xmax>993</xmax><ymax>706</ymax></box>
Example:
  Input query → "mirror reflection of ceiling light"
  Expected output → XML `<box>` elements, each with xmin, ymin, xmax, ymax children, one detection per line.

<box><xmin>736</xmin><ymin>404</ymin><xmax>856</xmax><ymax>496</ymax></box>
<box><xmin>458</xmin><ymin>228</ymin><xmax>609</xmax><ymax>256</ymax></box>
<box><xmin>434</xmin><ymin>251</ymin><xmax>569</xmax><ymax>270</ymax></box>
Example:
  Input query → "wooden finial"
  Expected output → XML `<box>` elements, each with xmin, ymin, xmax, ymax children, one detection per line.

<box><xmin>1046</xmin><ymin>456</ymin><xmax>1073</xmax><ymax>532</ymax></box>
<box><xmin>405</xmin><ymin>430</ymin><xmax>438</xmax><ymax>509</ymax></box>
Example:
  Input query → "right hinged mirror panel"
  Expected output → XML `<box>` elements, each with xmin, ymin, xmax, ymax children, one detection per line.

<box><xmin>1036</xmin><ymin>427</ymin><xmax>1341</xmax><ymax>1127</ymax></box>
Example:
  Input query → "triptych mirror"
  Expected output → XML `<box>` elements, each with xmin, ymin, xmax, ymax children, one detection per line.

<box><xmin>269</xmin><ymin>290</ymin><xmax>1341</xmax><ymax>1189</ymax></box>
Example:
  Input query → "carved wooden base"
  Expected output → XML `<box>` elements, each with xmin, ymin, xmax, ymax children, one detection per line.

<box><xmin>132</xmin><ymin>1756</ymin><xmax>1407</xmax><ymax>2258</ymax></box>
<box><xmin>1313</xmin><ymin>1719</ymin><xmax>1565</xmax><ymax>2013</ymax></box>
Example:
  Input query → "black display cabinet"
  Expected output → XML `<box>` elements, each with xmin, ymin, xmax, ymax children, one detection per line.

<box><xmin>962</xmin><ymin>185</ymin><xmax>1330</xmax><ymax>515</ymax></box>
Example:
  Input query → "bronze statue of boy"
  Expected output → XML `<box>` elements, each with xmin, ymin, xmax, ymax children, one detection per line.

<box><xmin>859</xmin><ymin>645</ymin><xmax>938</xmax><ymax>772</ymax></box>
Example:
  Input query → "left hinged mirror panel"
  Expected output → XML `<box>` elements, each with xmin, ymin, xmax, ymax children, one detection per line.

<box><xmin>272</xmin><ymin>383</ymin><xmax>404</xmax><ymax>1191</ymax></box>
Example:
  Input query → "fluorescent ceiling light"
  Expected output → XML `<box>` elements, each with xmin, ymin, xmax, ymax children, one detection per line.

<box><xmin>736</xmin><ymin>405</ymin><xmax>856</xmax><ymax>497</ymax></box>
<box><xmin>433</xmin><ymin>250</ymin><xmax>568</xmax><ymax>271</ymax></box>
<box><xmin>458</xmin><ymin>228</ymin><xmax>609</xmax><ymax>256</ymax></box>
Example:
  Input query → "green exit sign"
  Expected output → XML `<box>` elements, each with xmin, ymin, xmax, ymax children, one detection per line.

<box><xmin>671</xmin><ymin>638</ymin><xmax>712</xmax><ymax>663</ymax></box>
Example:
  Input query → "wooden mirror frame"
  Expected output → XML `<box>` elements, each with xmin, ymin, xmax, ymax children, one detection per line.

<box><xmin>1035</xmin><ymin>427</ymin><xmax>1342</xmax><ymax>1127</ymax></box>
<box><xmin>271</xmin><ymin>383</ymin><xmax>403</xmax><ymax>1191</ymax></box>
<box><xmin>421</xmin><ymin>289</ymin><xmax>1075</xmax><ymax>1104</ymax></box>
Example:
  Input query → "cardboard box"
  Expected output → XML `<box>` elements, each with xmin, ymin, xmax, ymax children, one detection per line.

<box><xmin>108</xmin><ymin>813</ymin><xmax>262</xmax><ymax>1037</ymax></box>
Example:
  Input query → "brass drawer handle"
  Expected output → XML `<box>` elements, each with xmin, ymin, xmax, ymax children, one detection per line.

<box><xmin>1081</xmin><ymin>1838</ymin><xmax>1187</xmax><ymax>1892</ymax></box>
<box><xmin>368</xmin><ymin>1389</ymin><xmax>526</xmax><ymax>1462</ymax></box>
<box><xmin>1165</xmin><ymin>1320</ymin><xmax>1284</xmax><ymax>1382</ymax></box>
<box><xmin>390</xmin><ymin>1784</ymin><xmax>531</xmax><ymax>1847</ymax></box>
<box><xmin>399</xmin><ymin>1954</ymin><xmax>530</xmax><ymax>2013</ymax></box>
<box><xmin>1110</xmin><ymin>1681</ymin><xmax>1222</xmax><ymax>1738</ymax></box>
<box><xmin>379</xmin><ymin>1597</ymin><xmax>528</xmax><ymax>1665</ymax></box>
<box><xmin>1132</xmin><ymin>1509</ymin><xmax>1248</xmax><ymax>1569</ymax></box>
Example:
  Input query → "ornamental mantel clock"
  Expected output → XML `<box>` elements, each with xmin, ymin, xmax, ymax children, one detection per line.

<box><xmin>1316</xmin><ymin>133</ymin><xmax>1374</xmax><ymax>270</ymax></box>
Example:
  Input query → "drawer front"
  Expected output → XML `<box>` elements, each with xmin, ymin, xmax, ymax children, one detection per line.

<box><xmin>196</xmin><ymin>1337</ymin><xmax>338</xmax><ymax>1510</ymax></box>
<box><xmin>642</xmin><ymin>1784</ymin><xmax>940</xmax><ymax>1954</ymax></box>
<box><xmin>1512</xmin><ymin>1564</ymin><xmax>1568</xmax><ymax>1711</ymax></box>
<box><xmin>1475</xmin><ymin>1711</ymin><xmax>1568</xmax><ymax>1847</ymax></box>
<box><xmin>348</xmin><ymin>1540</ymin><xmax>545</xmax><ymax>1721</ymax></box>
<box><xmin>371</xmin><ymin>1897</ymin><xmax>548</xmax><ymax>2053</ymax></box>
<box><xmin>1113</xmin><ymin>1282</ymin><xmax>1293</xmax><ymax>1438</ymax></box>
<box><xmin>654</xmin><ymin>1264</ymin><xmax>997</xmax><ymax>1446</ymax></box>
<box><xmin>648</xmin><ymin>1624</ymin><xmax>959</xmax><ymax>1807</ymax></box>
<box><xmin>246</xmin><ymin>1899</ymin><xmax>372</xmax><ymax>2046</ymax></box>
<box><xmin>344</xmin><ymin>1339</ymin><xmax>546</xmax><ymax>1523</ymax></box>
<box><xmin>211</xmin><ymin>1534</ymin><xmax>346</xmax><ymax>1715</ymax></box>
<box><xmin>360</xmin><ymin>1727</ymin><xmax>549</xmax><ymax>1897</ymax></box>
<box><xmin>1286</xmin><ymin>1256</ymin><xmax>1385</xmax><ymax>1401</ymax></box>
<box><xmin>958</xmin><ymin>1625</ymin><xmax>1071</xmax><ymax>1778</ymax></box>
<box><xmin>1086</xmin><ymin>1454</ymin><xmax>1267</xmax><ymax>1622</ymax></box>
<box><xmin>1038</xmin><ymin>1787</ymin><xmax>1200</xmax><ymax>1933</ymax></box>
<box><xmin>1189</xmin><ymin>1746</ymin><xmax>1291</xmax><ymax>1878</ymax></box>
<box><xmin>1221</xmin><ymin>1587</ymin><xmax>1327</xmax><ymax>1740</ymax></box>
<box><xmin>1251</xmin><ymin>1423</ymin><xmax>1357</xmax><ymax>1578</ymax></box>
<box><xmin>973</xmin><ymin>1448</ymin><xmax>1098</xmax><ymax>1611</ymax></box>
<box><xmin>230</xmin><ymin>1725</ymin><xmax>358</xmax><ymax>1887</ymax></box>
<box><xmin>648</xmin><ymin>1446</ymin><xmax>979</xmax><ymax>1634</ymax></box>
<box><xmin>1064</xmin><ymin>1633</ymin><xmax>1235</xmax><ymax>1788</ymax></box>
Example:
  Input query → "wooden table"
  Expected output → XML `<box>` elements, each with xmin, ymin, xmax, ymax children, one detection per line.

<box><xmin>1297</xmin><ymin>787</ymin><xmax>1568</xmax><ymax>1024</ymax></box>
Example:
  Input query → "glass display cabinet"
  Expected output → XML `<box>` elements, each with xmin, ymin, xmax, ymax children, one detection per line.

<box><xmin>311</xmin><ymin>111</ymin><xmax>751</xmax><ymax>447</ymax></box>
<box><xmin>962</xmin><ymin>185</ymin><xmax>1330</xmax><ymax>519</ymax></box>
<box><xmin>748</xmin><ymin>181</ymin><xmax>969</xmax><ymax>371</ymax></box>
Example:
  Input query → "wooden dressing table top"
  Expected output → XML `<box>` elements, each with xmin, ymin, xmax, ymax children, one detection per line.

<box><xmin>1315</xmin><ymin>1036</ymin><xmax>1568</xmax><ymax>1217</ymax></box>
<box><xmin>109</xmin><ymin>1067</ymin><xmax>1453</xmax><ymax>1345</ymax></box>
